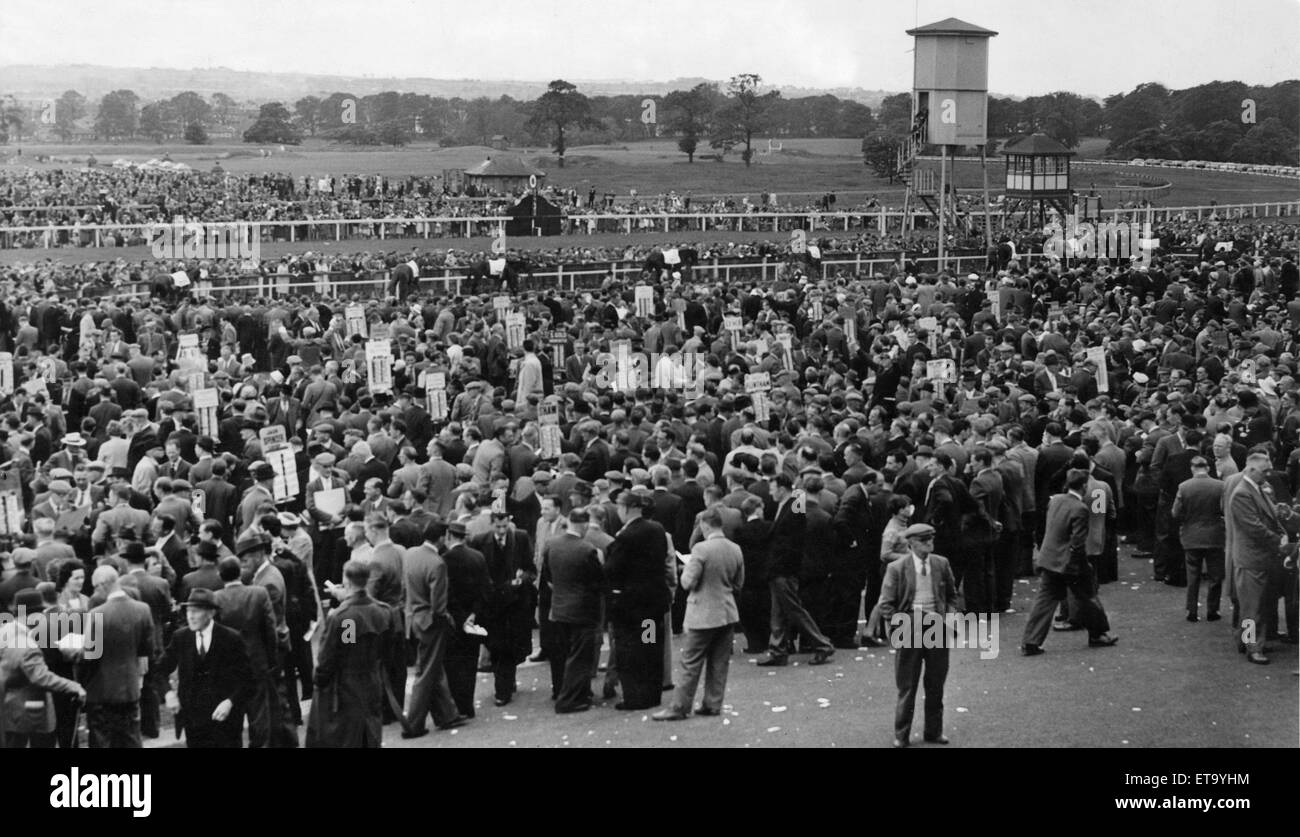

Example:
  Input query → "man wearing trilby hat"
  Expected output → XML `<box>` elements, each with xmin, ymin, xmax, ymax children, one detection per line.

<box><xmin>158</xmin><ymin>588</ymin><xmax>254</xmax><ymax>749</ymax></box>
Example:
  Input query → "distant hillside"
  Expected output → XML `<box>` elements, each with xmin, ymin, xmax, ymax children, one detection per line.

<box><xmin>0</xmin><ymin>64</ymin><xmax>896</xmax><ymax>107</ymax></box>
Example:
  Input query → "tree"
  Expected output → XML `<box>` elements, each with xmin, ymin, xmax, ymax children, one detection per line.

<box><xmin>1229</xmin><ymin>117</ymin><xmax>1298</xmax><ymax>165</ymax></box>
<box><xmin>711</xmin><ymin>74</ymin><xmax>780</xmax><ymax>166</ymax></box>
<box><xmin>0</xmin><ymin>97</ymin><xmax>24</xmax><ymax>144</ymax></box>
<box><xmin>1102</xmin><ymin>83</ymin><xmax>1168</xmax><ymax>154</ymax></box>
<box><xmin>525</xmin><ymin>80</ymin><xmax>596</xmax><ymax>168</ymax></box>
<box><xmin>168</xmin><ymin>91</ymin><xmax>211</xmax><ymax>131</ymax></box>
<box><xmin>862</xmin><ymin>130</ymin><xmax>899</xmax><ymax>181</ymax></box>
<box><xmin>377</xmin><ymin>121</ymin><xmax>409</xmax><ymax>146</ymax></box>
<box><xmin>53</xmin><ymin>90</ymin><xmax>85</xmax><ymax>141</ymax></box>
<box><xmin>243</xmin><ymin>102</ymin><xmax>301</xmax><ymax>144</ymax></box>
<box><xmin>875</xmin><ymin>92</ymin><xmax>913</xmax><ymax>135</ymax></box>
<box><xmin>184</xmin><ymin>123</ymin><xmax>208</xmax><ymax>144</ymax></box>
<box><xmin>94</xmin><ymin>89</ymin><xmax>139</xmax><ymax>140</ymax></box>
<box><xmin>138</xmin><ymin>103</ymin><xmax>169</xmax><ymax>142</ymax></box>
<box><xmin>294</xmin><ymin>96</ymin><xmax>322</xmax><ymax>135</ymax></box>
<box><xmin>210</xmin><ymin>92</ymin><xmax>238</xmax><ymax>126</ymax></box>
<box><xmin>663</xmin><ymin>83</ymin><xmax>716</xmax><ymax>163</ymax></box>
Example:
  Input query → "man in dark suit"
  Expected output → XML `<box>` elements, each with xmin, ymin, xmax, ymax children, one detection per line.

<box><xmin>196</xmin><ymin>459</ymin><xmax>238</xmax><ymax>534</ymax></box>
<box><xmin>119</xmin><ymin>541</ymin><xmax>173</xmax><ymax>739</ymax></box>
<box><xmin>1021</xmin><ymin>470</ymin><xmax>1119</xmax><ymax>655</ymax></box>
<box><xmin>965</xmin><ymin>447</ymin><xmax>1005</xmax><ymax>617</ymax></box>
<box><xmin>180</xmin><ymin>540</ymin><xmax>224</xmax><ymax>601</ymax></box>
<box><xmin>264</xmin><ymin>385</ymin><xmax>303</xmax><ymax>440</ymax></box>
<box><xmin>604</xmin><ymin>488</ymin><xmax>672</xmax><ymax>710</ymax></box>
<box><xmin>441</xmin><ymin>522</ymin><xmax>490</xmax><ymax>720</ymax></box>
<box><xmin>158</xmin><ymin>588</ymin><xmax>254</xmax><ymax>748</ymax></box>
<box><xmin>575</xmin><ymin>421</ymin><xmax>610</xmax><ymax>483</ymax></box>
<box><xmin>879</xmin><ymin>523</ymin><xmax>958</xmax><ymax>747</ymax></box>
<box><xmin>471</xmin><ymin>512</ymin><xmax>535</xmax><ymax>706</ymax></box>
<box><xmin>307</xmin><ymin>560</ymin><xmax>399</xmax><ymax>748</ymax></box>
<box><xmin>921</xmin><ymin>451</ymin><xmax>975</xmax><ymax>591</ymax></box>
<box><xmin>213</xmin><ymin>555</ymin><xmax>279</xmax><ymax>748</ymax></box>
<box><xmin>1033</xmin><ymin>422</ymin><xmax>1073</xmax><ymax>543</ymax></box>
<box><xmin>1172</xmin><ymin>456</ymin><xmax>1225</xmax><ymax>622</ymax></box>
<box><xmin>540</xmin><ymin>508</ymin><xmax>604</xmax><ymax>713</ymax></box>
<box><xmin>82</xmin><ymin>565</ymin><xmax>155</xmax><ymax>748</ymax></box>
<box><xmin>758</xmin><ymin>475</ymin><xmax>835</xmax><ymax>666</ymax></box>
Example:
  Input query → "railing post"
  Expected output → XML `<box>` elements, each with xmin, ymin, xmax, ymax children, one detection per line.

<box><xmin>289</xmin><ymin>224</ymin><xmax>295</xmax><ymax>243</ymax></box>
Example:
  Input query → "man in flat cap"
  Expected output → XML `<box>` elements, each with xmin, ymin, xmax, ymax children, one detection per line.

<box><xmin>878</xmin><ymin>522</ymin><xmax>958</xmax><ymax>747</ymax></box>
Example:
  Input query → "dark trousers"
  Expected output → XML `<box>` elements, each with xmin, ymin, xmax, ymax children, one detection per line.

<box><xmin>185</xmin><ymin>717</ymin><xmax>243</xmax><ymax>748</ymax></box>
<box><xmin>490</xmin><ymin>648</ymin><xmax>519</xmax><ymax>702</ymax></box>
<box><xmin>738</xmin><ymin>587</ymin><xmax>770</xmax><ymax>651</ymax></box>
<box><xmin>406</xmin><ymin>620</ymin><xmax>459</xmax><ymax>730</ymax></box>
<box><xmin>768</xmin><ymin>576</ymin><xmax>832</xmax><ymax>657</ymax></box>
<box><xmin>1184</xmin><ymin>547</ymin><xmax>1224</xmax><ymax>616</ymax></box>
<box><xmin>800</xmin><ymin>573</ymin><xmax>834</xmax><ymax>647</ymax></box>
<box><xmin>52</xmin><ymin>692</ymin><xmax>79</xmax><ymax>748</ymax></box>
<box><xmin>612</xmin><ymin>616</ymin><xmax>662</xmax><ymax>710</ymax></box>
<box><xmin>383</xmin><ymin>617</ymin><xmax>408</xmax><ymax>724</ymax></box>
<box><xmin>550</xmin><ymin>621</ymin><xmax>597</xmax><ymax>711</ymax></box>
<box><xmin>445</xmin><ymin>631</ymin><xmax>481</xmax><ymax>718</ymax></box>
<box><xmin>87</xmin><ymin>702</ymin><xmax>142</xmax><ymax>749</ymax></box>
<box><xmin>283</xmin><ymin>626</ymin><xmax>313</xmax><ymax>724</ymax></box>
<box><xmin>1154</xmin><ymin>495</ymin><xmax>1185</xmax><ymax>583</ymax></box>
<box><xmin>538</xmin><ymin>587</ymin><xmax>558</xmax><ymax>658</ymax></box>
<box><xmin>994</xmin><ymin>530</ymin><xmax>1019</xmax><ymax>611</ymax></box>
<box><xmin>1023</xmin><ymin>565</ymin><xmax>1111</xmax><ymax>648</ymax></box>
<box><xmin>825</xmin><ymin>572</ymin><xmax>866</xmax><ymax>647</ymax></box>
<box><xmin>1265</xmin><ymin>561</ymin><xmax>1299</xmax><ymax>640</ymax></box>
<box><xmin>963</xmin><ymin>538</ymin><xmax>995</xmax><ymax>616</ymax></box>
<box><xmin>4</xmin><ymin>731</ymin><xmax>56</xmax><ymax>748</ymax></box>
<box><xmin>671</xmin><ymin>577</ymin><xmax>688</xmax><ymax>634</ymax></box>
<box><xmin>139</xmin><ymin>659</ymin><xmax>162</xmax><ymax>738</ymax></box>
<box><xmin>1018</xmin><ymin>512</ymin><xmax>1038</xmax><ymax>575</ymax></box>
<box><xmin>894</xmin><ymin>645</ymin><xmax>949</xmax><ymax>741</ymax></box>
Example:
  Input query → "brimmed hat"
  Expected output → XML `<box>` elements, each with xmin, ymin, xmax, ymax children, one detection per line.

<box><xmin>182</xmin><ymin>588</ymin><xmax>220</xmax><ymax>611</ymax></box>
<box><xmin>235</xmin><ymin>532</ymin><xmax>269</xmax><ymax>557</ymax></box>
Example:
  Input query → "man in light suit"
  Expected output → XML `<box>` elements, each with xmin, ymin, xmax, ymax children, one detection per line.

<box><xmin>401</xmin><ymin>519</ymin><xmax>467</xmax><ymax>737</ymax></box>
<box><xmin>1021</xmin><ymin>469</ymin><xmax>1120</xmax><ymax>655</ymax></box>
<box><xmin>653</xmin><ymin>507</ymin><xmax>744</xmax><ymax>721</ymax></box>
<box><xmin>1227</xmin><ymin>450</ymin><xmax>1287</xmax><ymax>665</ymax></box>
<box><xmin>878</xmin><ymin>523</ymin><xmax>958</xmax><ymax>747</ymax></box>
<box><xmin>82</xmin><ymin>565</ymin><xmax>155</xmax><ymax>748</ymax></box>
<box><xmin>1172</xmin><ymin>456</ymin><xmax>1226</xmax><ymax>623</ymax></box>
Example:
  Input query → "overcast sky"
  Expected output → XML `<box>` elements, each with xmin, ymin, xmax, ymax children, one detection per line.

<box><xmin>1</xmin><ymin>0</ymin><xmax>1296</xmax><ymax>96</ymax></box>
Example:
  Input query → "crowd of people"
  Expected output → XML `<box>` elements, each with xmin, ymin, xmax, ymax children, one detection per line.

<box><xmin>0</xmin><ymin>210</ymin><xmax>1296</xmax><ymax>748</ymax></box>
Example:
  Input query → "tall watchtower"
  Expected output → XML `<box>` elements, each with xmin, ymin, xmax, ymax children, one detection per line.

<box><xmin>897</xmin><ymin>18</ymin><xmax>997</xmax><ymax>263</ymax></box>
<box><xmin>907</xmin><ymin>17</ymin><xmax>996</xmax><ymax>146</ymax></box>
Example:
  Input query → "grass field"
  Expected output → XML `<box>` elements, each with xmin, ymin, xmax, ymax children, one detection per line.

<box><xmin>3</xmin><ymin>136</ymin><xmax>1297</xmax><ymax>208</ymax></box>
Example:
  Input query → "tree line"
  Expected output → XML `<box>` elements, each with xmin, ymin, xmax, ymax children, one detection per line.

<box><xmin>2</xmin><ymin>78</ymin><xmax>1294</xmax><ymax>168</ymax></box>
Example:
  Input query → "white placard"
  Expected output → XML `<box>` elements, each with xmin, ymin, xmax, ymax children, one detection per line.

<box><xmin>926</xmin><ymin>358</ymin><xmax>957</xmax><ymax>384</ymax></box>
<box><xmin>171</xmin><ymin>270</ymin><xmax>190</xmax><ymax>288</ymax></box>
<box><xmin>345</xmin><ymin>304</ymin><xmax>367</xmax><ymax>338</ymax></box>
<box><xmin>0</xmin><ymin>353</ymin><xmax>12</xmax><ymax>396</ymax></box>
<box><xmin>505</xmin><ymin>312</ymin><xmax>526</xmax><ymax>350</ymax></box>
<box><xmin>662</xmin><ymin>248</ymin><xmax>681</xmax><ymax>265</ymax></box>
<box><xmin>493</xmin><ymin>296</ymin><xmax>512</xmax><ymax>319</ymax></box>
<box><xmin>538</xmin><ymin>402</ymin><xmax>563</xmax><ymax>460</ymax></box>
<box><xmin>193</xmin><ymin>388</ymin><xmax>219</xmax><ymax>438</ymax></box>
<box><xmin>265</xmin><ymin>446</ymin><xmax>300</xmax><ymax>502</ymax></box>
<box><xmin>488</xmin><ymin>258</ymin><xmax>506</xmax><ymax>277</ymax></box>
<box><xmin>635</xmin><ymin>285</ymin><xmax>654</xmax><ymax>319</ymax></box>
<box><xmin>366</xmin><ymin>340</ymin><xmax>394</xmax><ymax>394</ymax></box>
<box><xmin>745</xmin><ymin>372</ymin><xmax>771</xmax><ymax>394</ymax></box>
<box><xmin>1087</xmin><ymin>346</ymin><xmax>1109</xmax><ymax>393</ymax></box>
